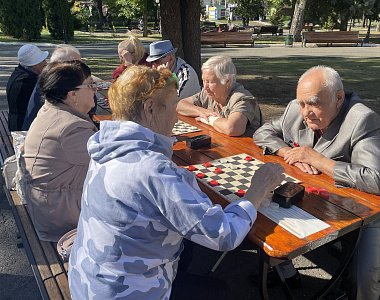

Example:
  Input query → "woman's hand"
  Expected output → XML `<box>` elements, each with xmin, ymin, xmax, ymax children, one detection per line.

<box><xmin>245</xmin><ymin>162</ymin><xmax>285</xmax><ymax>210</ymax></box>
<box><xmin>120</xmin><ymin>50</ymin><xmax>134</xmax><ymax>66</ymax></box>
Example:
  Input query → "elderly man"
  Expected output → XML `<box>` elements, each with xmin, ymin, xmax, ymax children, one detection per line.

<box><xmin>6</xmin><ymin>44</ymin><xmax>48</xmax><ymax>131</ymax></box>
<box><xmin>253</xmin><ymin>65</ymin><xmax>380</xmax><ymax>299</ymax></box>
<box><xmin>177</xmin><ymin>56</ymin><xmax>262</xmax><ymax>137</ymax></box>
<box><xmin>146</xmin><ymin>40</ymin><xmax>201</xmax><ymax>100</ymax></box>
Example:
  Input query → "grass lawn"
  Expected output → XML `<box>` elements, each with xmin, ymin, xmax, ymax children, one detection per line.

<box><xmin>83</xmin><ymin>57</ymin><xmax>380</xmax><ymax>122</ymax></box>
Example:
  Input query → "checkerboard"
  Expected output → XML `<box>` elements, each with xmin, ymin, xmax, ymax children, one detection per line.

<box><xmin>186</xmin><ymin>153</ymin><xmax>300</xmax><ymax>203</ymax></box>
<box><xmin>172</xmin><ymin>121</ymin><xmax>201</xmax><ymax>136</ymax></box>
<box><xmin>96</xmin><ymin>81</ymin><xmax>112</xmax><ymax>91</ymax></box>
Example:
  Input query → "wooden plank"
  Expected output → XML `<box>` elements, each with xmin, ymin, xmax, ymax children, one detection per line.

<box><xmin>11</xmin><ymin>191</ymin><xmax>64</xmax><ymax>300</ymax></box>
<box><xmin>40</xmin><ymin>241</ymin><xmax>71</xmax><ymax>300</ymax></box>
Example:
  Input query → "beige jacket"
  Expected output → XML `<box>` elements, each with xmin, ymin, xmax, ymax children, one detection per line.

<box><xmin>23</xmin><ymin>101</ymin><xmax>98</xmax><ymax>242</ymax></box>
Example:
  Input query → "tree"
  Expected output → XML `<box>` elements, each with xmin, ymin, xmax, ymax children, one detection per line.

<box><xmin>160</xmin><ymin>0</ymin><xmax>201</xmax><ymax>80</ymax></box>
<box><xmin>42</xmin><ymin>0</ymin><xmax>74</xmax><ymax>41</ymax></box>
<box><xmin>0</xmin><ymin>0</ymin><xmax>43</xmax><ymax>40</ymax></box>
<box><xmin>290</xmin><ymin>0</ymin><xmax>307</xmax><ymax>42</ymax></box>
<box><xmin>234</xmin><ymin>0</ymin><xmax>265</xmax><ymax>27</ymax></box>
<box><xmin>93</xmin><ymin>0</ymin><xmax>105</xmax><ymax>29</ymax></box>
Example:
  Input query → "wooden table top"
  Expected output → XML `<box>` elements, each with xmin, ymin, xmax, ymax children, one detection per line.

<box><xmin>92</xmin><ymin>95</ymin><xmax>380</xmax><ymax>261</ymax></box>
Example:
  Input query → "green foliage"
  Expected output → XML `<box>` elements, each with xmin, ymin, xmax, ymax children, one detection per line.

<box><xmin>234</xmin><ymin>0</ymin><xmax>265</xmax><ymax>26</ymax></box>
<box><xmin>72</xmin><ymin>9</ymin><xmax>90</xmax><ymax>30</ymax></box>
<box><xmin>42</xmin><ymin>0</ymin><xmax>74</xmax><ymax>40</ymax></box>
<box><xmin>116</xmin><ymin>0</ymin><xmax>157</xmax><ymax>20</ymax></box>
<box><xmin>0</xmin><ymin>0</ymin><xmax>43</xmax><ymax>40</ymax></box>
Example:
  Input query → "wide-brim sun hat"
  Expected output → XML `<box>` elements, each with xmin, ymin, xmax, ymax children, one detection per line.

<box><xmin>146</xmin><ymin>40</ymin><xmax>177</xmax><ymax>62</ymax></box>
<box><xmin>18</xmin><ymin>44</ymin><xmax>49</xmax><ymax>67</ymax></box>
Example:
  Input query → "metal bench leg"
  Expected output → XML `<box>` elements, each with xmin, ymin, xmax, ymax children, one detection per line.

<box><xmin>208</xmin><ymin>251</ymin><xmax>228</xmax><ymax>276</ymax></box>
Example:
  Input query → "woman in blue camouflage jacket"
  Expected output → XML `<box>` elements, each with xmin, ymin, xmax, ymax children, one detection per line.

<box><xmin>68</xmin><ymin>66</ymin><xmax>284</xmax><ymax>300</ymax></box>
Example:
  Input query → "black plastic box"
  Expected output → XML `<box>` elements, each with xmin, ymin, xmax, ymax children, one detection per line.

<box><xmin>272</xmin><ymin>182</ymin><xmax>305</xmax><ymax>208</ymax></box>
<box><xmin>186</xmin><ymin>135</ymin><xmax>211</xmax><ymax>149</ymax></box>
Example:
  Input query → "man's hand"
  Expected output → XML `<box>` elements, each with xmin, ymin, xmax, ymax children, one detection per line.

<box><xmin>284</xmin><ymin>146</ymin><xmax>322</xmax><ymax>175</ymax></box>
<box><xmin>293</xmin><ymin>162</ymin><xmax>320</xmax><ymax>175</ymax></box>
<box><xmin>245</xmin><ymin>162</ymin><xmax>285</xmax><ymax>210</ymax></box>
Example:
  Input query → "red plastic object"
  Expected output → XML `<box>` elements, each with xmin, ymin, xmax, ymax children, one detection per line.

<box><xmin>210</xmin><ymin>180</ymin><xmax>218</xmax><ymax>186</ymax></box>
<box><xmin>317</xmin><ymin>188</ymin><xmax>326</xmax><ymax>193</ymax></box>
<box><xmin>245</xmin><ymin>156</ymin><xmax>253</xmax><ymax>161</ymax></box>
<box><xmin>214</xmin><ymin>168</ymin><xmax>222</xmax><ymax>174</ymax></box>
<box><xmin>237</xmin><ymin>190</ymin><xmax>246</xmax><ymax>197</ymax></box>
<box><xmin>197</xmin><ymin>173</ymin><xmax>205</xmax><ymax>179</ymax></box>
<box><xmin>188</xmin><ymin>165</ymin><xmax>196</xmax><ymax>171</ymax></box>
<box><xmin>204</xmin><ymin>162</ymin><xmax>212</xmax><ymax>167</ymax></box>
<box><xmin>306</xmin><ymin>186</ymin><xmax>317</xmax><ymax>193</ymax></box>
<box><xmin>319</xmin><ymin>190</ymin><xmax>330</xmax><ymax>199</ymax></box>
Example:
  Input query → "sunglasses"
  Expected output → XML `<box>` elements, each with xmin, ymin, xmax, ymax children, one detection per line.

<box><xmin>75</xmin><ymin>83</ymin><xmax>97</xmax><ymax>92</ymax></box>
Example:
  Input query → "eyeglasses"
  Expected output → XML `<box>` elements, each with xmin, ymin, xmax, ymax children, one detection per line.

<box><xmin>75</xmin><ymin>83</ymin><xmax>97</xmax><ymax>92</ymax></box>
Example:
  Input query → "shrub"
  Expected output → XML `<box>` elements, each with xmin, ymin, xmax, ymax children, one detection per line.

<box><xmin>42</xmin><ymin>0</ymin><xmax>74</xmax><ymax>40</ymax></box>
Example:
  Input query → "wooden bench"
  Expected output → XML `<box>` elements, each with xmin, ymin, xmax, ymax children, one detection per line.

<box><xmin>302</xmin><ymin>31</ymin><xmax>363</xmax><ymax>47</ymax></box>
<box><xmin>252</xmin><ymin>25</ymin><xmax>278</xmax><ymax>36</ymax></box>
<box><xmin>201</xmin><ymin>31</ymin><xmax>254</xmax><ymax>47</ymax></box>
<box><xmin>0</xmin><ymin>110</ymin><xmax>71</xmax><ymax>300</ymax></box>
<box><xmin>201</xmin><ymin>21</ymin><xmax>218</xmax><ymax>32</ymax></box>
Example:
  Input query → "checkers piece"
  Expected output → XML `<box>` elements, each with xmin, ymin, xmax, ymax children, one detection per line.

<box><xmin>319</xmin><ymin>190</ymin><xmax>330</xmax><ymax>199</ymax></box>
<box><xmin>188</xmin><ymin>165</ymin><xmax>196</xmax><ymax>171</ymax></box>
<box><xmin>197</xmin><ymin>173</ymin><xmax>205</xmax><ymax>179</ymax></box>
<box><xmin>237</xmin><ymin>189</ymin><xmax>246</xmax><ymax>197</ymax></box>
<box><xmin>214</xmin><ymin>168</ymin><xmax>222</xmax><ymax>174</ymax></box>
<box><xmin>245</xmin><ymin>156</ymin><xmax>253</xmax><ymax>161</ymax></box>
<box><xmin>270</xmin><ymin>202</ymin><xmax>280</xmax><ymax>209</ymax></box>
<box><xmin>261</xmin><ymin>199</ymin><xmax>271</xmax><ymax>207</ymax></box>
<box><xmin>210</xmin><ymin>180</ymin><xmax>218</xmax><ymax>186</ymax></box>
<box><xmin>204</xmin><ymin>162</ymin><xmax>212</xmax><ymax>168</ymax></box>
<box><xmin>317</xmin><ymin>188</ymin><xmax>326</xmax><ymax>193</ymax></box>
<box><xmin>307</xmin><ymin>186</ymin><xmax>317</xmax><ymax>193</ymax></box>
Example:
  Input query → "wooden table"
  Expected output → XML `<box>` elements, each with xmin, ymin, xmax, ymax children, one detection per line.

<box><xmin>92</xmin><ymin>97</ymin><xmax>380</xmax><ymax>299</ymax></box>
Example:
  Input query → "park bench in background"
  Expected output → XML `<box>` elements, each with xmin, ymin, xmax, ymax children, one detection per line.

<box><xmin>1</xmin><ymin>110</ymin><xmax>71</xmax><ymax>300</ymax></box>
<box><xmin>201</xmin><ymin>21</ymin><xmax>218</xmax><ymax>32</ymax></box>
<box><xmin>302</xmin><ymin>31</ymin><xmax>363</xmax><ymax>47</ymax></box>
<box><xmin>201</xmin><ymin>31</ymin><xmax>254</xmax><ymax>47</ymax></box>
<box><xmin>252</xmin><ymin>25</ymin><xmax>279</xmax><ymax>36</ymax></box>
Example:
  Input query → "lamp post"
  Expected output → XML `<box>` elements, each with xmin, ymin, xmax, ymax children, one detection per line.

<box><xmin>155</xmin><ymin>0</ymin><xmax>161</xmax><ymax>34</ymax></box>
<box><xmin>59</xmin><ymin>0</ymin><xmax>69</xmax><ymax>44</ymax></box>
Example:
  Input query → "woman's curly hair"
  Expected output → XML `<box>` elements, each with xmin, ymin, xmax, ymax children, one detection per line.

<box><xmin>108</xmin><ymin>66</ymin><xmax>176</xmax><ymax>121</ymax></box>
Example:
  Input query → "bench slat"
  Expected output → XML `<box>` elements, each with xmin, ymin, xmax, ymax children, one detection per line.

<box><xmin>11</xmin><ymin>191</ymin><xmax>65</xmax><ymax>300</ymax></box>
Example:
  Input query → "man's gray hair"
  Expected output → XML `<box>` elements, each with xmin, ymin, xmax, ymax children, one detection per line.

<box><xmin>50</xmin><ymin>44</ymin><xmax>81</xmax><ymax>62</ymax></box>
<box><xmin>298</xmin><ymin>65</ymin><xmax>344</xmax><ymax>106</ymax></box>
<box><xmin>202</xmin><ymin>56</ymin><xmax>236</xmax><ymax>87</ymax></box>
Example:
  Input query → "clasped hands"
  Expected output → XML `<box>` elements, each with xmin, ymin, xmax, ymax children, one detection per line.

<box><xmin>195</xmin><ymin>109</ymin><xmax>220</xmax><ymax>126</ymax></box>
<box><xmin>284</xmin><ymin>145</ymin><xmax>321</xmax><ymax>175</ymax></box>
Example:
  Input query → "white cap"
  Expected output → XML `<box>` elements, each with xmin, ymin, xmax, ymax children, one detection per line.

<box><xmin>17</xmin><ymin>44</ymin><xmax>49</xmax><ymax>67</ymax></box>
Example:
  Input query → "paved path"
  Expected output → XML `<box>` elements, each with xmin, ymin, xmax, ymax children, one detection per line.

<box><xmin>1</xmin><ymin>41</ymin><xmax>378</xmax><ymax>300</ymax></box>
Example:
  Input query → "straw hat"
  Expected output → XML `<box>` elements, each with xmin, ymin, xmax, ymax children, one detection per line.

<box><xmin>146</xmin><ymin>40</ymin><xmax>177</xmax><ymax>62</ymax></box>
<box><xmin>18</xmin><ymin>44</ymin><xmax>49</xmax><ymax>67</ymax></box>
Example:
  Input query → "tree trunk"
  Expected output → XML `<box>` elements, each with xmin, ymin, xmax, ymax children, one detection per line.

<box><xmin>180</xmin><ymin>0</ymin><xmax>201</xmax><ymax>81</ymax></box>
<box><xmin>160</xmin><ymin>0</ymin><xmax>201</xmax><ymax>79</ymax></box>
<box><xmin>161</xmin><ymin>0</ymin><xmax>183</xmax><ymax>56</ymax></box>
<box><xmin>361</xmin><ymin>14</ymin><xmax>366</xmax><ymax>27</ymax></box>
<box><xmin>377</xmin><ymin>21</ymin><xmax>380</xmax><ymax>32</ymax></box>
<box><xmin>94</xmin><ymin>0</ymin><xmax>104</xmax><ymax>29</ymax></box>
<box><xmin>143</xmin><ymin>0</ymin><xmax>148</xmax><ymax>37</ymax></box>
<box><xmin>290</xmin><ymin>0</ymin><xmax>307</xmax><ymax>42</ymax></box>
<box><xmin>339</xmin><ymin>14</ymin><xmax>349</xmax><ymax>31</ymax></box>
<box><xmin>364</xmin><ymin>17</ymin><xmax>372</xmax><ymax>43</ymax></box>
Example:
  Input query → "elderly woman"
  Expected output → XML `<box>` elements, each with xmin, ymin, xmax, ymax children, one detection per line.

<box><xmin>23</xmin><ymin>61</ymin><xmax>98</xmax><ymax>242</ymax></box>
<box><xmin>68</xmin><ymin>65</ymin><xmax>284</xmax><ymax>299</ymax></box>
<box><xmin>112</xmin><ymin>35</ymin><xmax>151</xmax><ymax>81</ymax></box>
<box><xmin>177</xmin><ymin>55</ymin><xmax>263</xmax><ymax>137</ymax></box>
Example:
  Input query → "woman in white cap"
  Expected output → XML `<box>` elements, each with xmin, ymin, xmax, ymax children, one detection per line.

<box><xmin>6</xmin><ymin>44</ymin><xmax>48</xmax><ymax>131</ymax></box>
<box><xmin>23</xmin><ymin>60</ymin><xmax>98</xmax><ymax>242</ymax></box>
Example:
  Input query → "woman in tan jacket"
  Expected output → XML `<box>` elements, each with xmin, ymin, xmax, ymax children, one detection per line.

<box><xmin>23</xmin><ymin>61</ymin><xmax>98</xmax><ymax>242</ymax></box>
